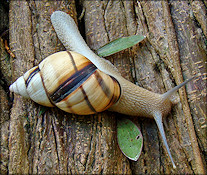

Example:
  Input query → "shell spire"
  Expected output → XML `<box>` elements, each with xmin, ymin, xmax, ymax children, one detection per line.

<box><xmin>9</xmin><ymin>76</ymin><xmax>30</xmax><ymax>98</ymax></box>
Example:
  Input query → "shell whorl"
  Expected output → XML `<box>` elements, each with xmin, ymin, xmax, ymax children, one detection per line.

<box><xmin>10</xmin><ymin>51</ymin><xmax>121</xmax><ymax>115</ymax></box>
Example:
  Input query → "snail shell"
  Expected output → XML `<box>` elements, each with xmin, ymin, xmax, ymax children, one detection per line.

<box><xmin>9</xmin><ymin>51</ymin><xmax>121</xmax><ymax>115</ymax></box>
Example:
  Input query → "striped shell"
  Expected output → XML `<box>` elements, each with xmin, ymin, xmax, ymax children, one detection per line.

<box><xmin>9</xmin><ymin>51</ymin><xmax>121</xmax><ymax>115</ymax></box>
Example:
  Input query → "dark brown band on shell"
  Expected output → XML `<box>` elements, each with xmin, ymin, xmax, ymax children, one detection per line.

<box><xmin>67</xmin><ymin>51</ymin><xmax>78</xmax><ymax>71</ymax></box>
<box><xmin>38</xmin><ymin>66</ymin><xmax>55</xmax><ymax>106</ymax></box>
<box><xmin>49</xmin><ymin>51</ymin><xmax>97</xmax><ymax>113</ymax></box>
<box><xmin>50</xmin><ymin>63</ymin><xmax>97</xmax><ymax>103</ymax></box>
<box><xmin>94</xmin><ymin>70</ymin><xmax>111</xmax><ymax>98</ymax></box>
<box><xmin>80</xmin><ymin>85</ymin><xmax>96</xmax><ymax>113</ymax></box>
<box><xmin>25</xmin><ymin>67</ymin><xmax>40</xmax><ymax>87</ymax></box>
<box><xmin>108</xmin><ymin>76</ymin><xmax>121</xmax><ymax>103</ymax></box>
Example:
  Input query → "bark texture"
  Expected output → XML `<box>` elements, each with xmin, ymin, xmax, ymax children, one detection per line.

<box><xmin>0</xmin><ymin>0</ymin><xmax>206</xmax><ymax>174</ymax></box>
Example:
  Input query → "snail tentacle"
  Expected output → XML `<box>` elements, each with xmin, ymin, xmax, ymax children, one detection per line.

<box><xmin>154</xmin><ymin>112</ymin><xmax>176</xmax><ymax>169</ymax></box>
<box><xmin>161</xmin><ymin>76</ymin><xmax>198</xmax><ymax>102</ymax></box>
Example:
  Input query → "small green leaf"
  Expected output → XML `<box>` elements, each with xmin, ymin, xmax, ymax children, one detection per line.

<box><xmin>97</xmin><ymin>35</ymin><xmax>146</xmax><ymax>57</ymax></box>
<box><xmin>38</xmin><ymin>106</ymin><xmax>48</xmax><ymax>116</ymax></box>
<box><xmin>117</xmin><ymin>118</ymin><xmax>143</xmax><ymax>161</ymax></box>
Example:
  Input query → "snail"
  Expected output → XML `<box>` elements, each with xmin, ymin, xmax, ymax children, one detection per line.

<box><xmin>9</xmin><ymin>11</ymin><xmax>200</xmax><ymax>169</ymax></box>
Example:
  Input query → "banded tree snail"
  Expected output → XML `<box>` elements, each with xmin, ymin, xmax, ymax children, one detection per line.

<box><xmin>9</xmin><ymin>11</ymin><xmax>200</xmax><ymax>169</ymax></box>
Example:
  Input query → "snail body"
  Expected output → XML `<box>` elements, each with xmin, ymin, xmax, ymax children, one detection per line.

<box><xmin>10</xmin><ymin>11</ymin><xmax>199</xmax><ymax>169</ymax></box>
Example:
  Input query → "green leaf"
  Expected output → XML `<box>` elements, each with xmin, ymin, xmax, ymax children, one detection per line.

<box><xmin>97</xmin><ymin>35</ymin><xmax>146</xmax><ymax>57</ymax></box>
<box><xmin>117</xmin><ymin>118</ymin><xmax>143</xmax><ymax>161</ymax></box>
<box><xmin>38</xmin><ymin>106</ymin><xmax>48</xmax><ymax>116</ymax></box>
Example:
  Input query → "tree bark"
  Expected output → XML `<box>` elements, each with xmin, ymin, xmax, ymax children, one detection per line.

<box><xmin>1</xmin><ymin>0</ymin><xmax>206</xmax><ymax>174</ymax></box>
